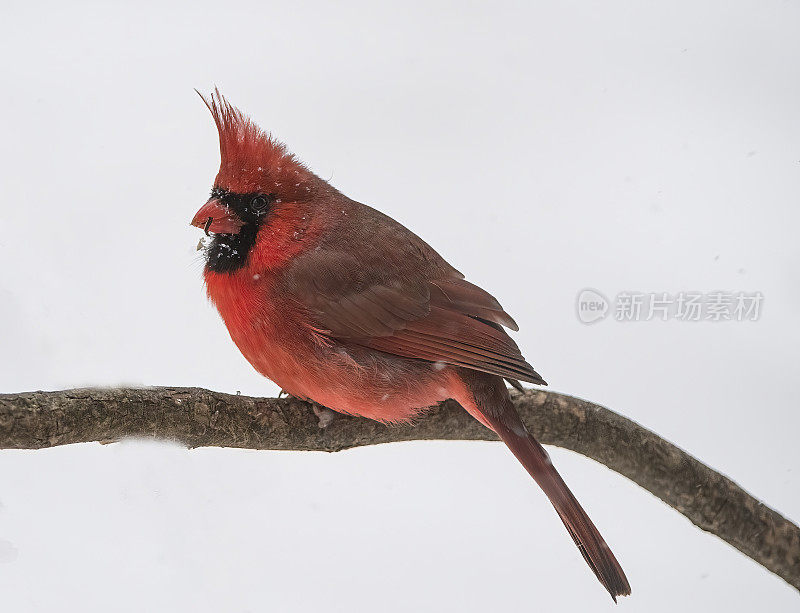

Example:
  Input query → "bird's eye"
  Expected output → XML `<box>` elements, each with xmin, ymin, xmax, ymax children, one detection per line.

<box><xmin>251</xmin><ymin>195</ymin><xmax>269</xmax><ymax>211</ymax></box>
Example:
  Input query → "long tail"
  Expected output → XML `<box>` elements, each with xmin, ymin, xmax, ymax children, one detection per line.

<box><xmin>455</xmin><ymin>371</ymin><xmax>631</xmax><ymax>601</ymax></box>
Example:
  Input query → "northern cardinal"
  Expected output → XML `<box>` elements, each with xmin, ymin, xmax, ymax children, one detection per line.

<box><xmin>192</xmin><ymin>90</ymin><xmax>630</xmax><ymax>600</ymax></box>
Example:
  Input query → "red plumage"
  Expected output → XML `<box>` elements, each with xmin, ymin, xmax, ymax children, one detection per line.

<box><xmin>198</xmin><ymin>90</ymin><xmax>312</xmax><ymax>199</ymax></box>
<box><xmin>193</xmin><ymin>90</ymin><xmax>631</xmax><ymax>600</ymax></box>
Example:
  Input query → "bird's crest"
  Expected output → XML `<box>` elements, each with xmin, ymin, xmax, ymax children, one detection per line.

<box><xmin>197</xmin><ymin>88</ymin><xmax>311</xmax><ymax>196</ymax></box>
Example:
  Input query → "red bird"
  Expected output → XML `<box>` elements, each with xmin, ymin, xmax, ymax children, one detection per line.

<box><xmin>192</xmin><ymin>90</ymin><xmax>630</xmax><ymax>600</ymax></box>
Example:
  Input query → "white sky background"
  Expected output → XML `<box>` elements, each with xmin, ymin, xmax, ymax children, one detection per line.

<box><xmin>1</xmin><ymin>0</ymin><xmax>798</xmax><ymax>610</ymax></box>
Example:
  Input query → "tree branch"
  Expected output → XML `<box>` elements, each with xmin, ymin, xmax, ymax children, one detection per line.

<box><xmin>1</xmin><ymin>386</ymin><xmax>797</xmax><ymax>590</ymax></box>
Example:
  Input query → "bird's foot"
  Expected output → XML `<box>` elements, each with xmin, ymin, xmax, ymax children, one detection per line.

<box><xmin>311</xmin><ymin>403</ymin><xmax>337</xmax><ymax>429</ymax></box>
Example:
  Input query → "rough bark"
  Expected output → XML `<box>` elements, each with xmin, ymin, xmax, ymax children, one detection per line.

<box><xmin>0</xmin><ymin>386</ymin><xmax>797</xmax><ymax>591</ymax></box>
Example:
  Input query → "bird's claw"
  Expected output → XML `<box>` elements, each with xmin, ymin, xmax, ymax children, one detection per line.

<box><xmin>312</xmin><ymin>404</ymin><xmax>337</xmax><ymax>429</ymax></box>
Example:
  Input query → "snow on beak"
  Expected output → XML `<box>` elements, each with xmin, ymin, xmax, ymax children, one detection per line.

<box><xmin>191</xmin><ymin>198</ymin><xmax>245</xmax><ymax>235</ymax></box>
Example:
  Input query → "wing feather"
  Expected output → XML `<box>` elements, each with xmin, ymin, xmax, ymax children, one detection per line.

<box><xmin>368</xmin><ymin>307</ymin><xmax>544</xmax><ymax>384</ymax></box>
<box><xmin>279</xmin><ymin>222</ymin><xmax>545</xmax><ymax>385</ymax></box>
<box><xmin>430</xmin><ymin>278</ymin><xmax>519</xmax><ymax>331</ymax></box>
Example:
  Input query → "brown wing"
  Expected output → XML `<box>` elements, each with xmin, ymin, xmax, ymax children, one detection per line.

<box><xmin>279</xmin><ymin>201</ymin><xmax>545</xmax><ymax>385</ymax></box>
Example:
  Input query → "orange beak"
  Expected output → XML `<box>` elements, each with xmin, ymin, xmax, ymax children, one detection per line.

<box><xmin>191</xmin><ymin>198</ymin><xmax>245</xmax><ymax>235</ymax></box>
